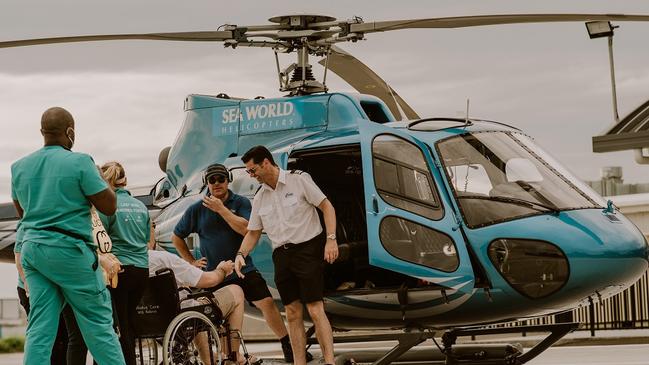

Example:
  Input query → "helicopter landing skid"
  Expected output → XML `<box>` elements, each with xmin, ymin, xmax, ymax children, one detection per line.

<box><xmin>442</xmin><ymin>322</ymin><xmax>579</xmax><ymax>365</ymax></box>
<box><xmin>307</xmin><ymin>322</ymin><xmax>579</xmax><ymax>365</ymax></box>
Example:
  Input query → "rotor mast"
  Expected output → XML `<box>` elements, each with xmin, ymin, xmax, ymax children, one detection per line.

<box><xmin>268</xmin><ymin>15</ymin><xmax>342</xmax><ymax>95</ymax></box>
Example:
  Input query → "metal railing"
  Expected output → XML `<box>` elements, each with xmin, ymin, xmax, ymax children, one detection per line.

<box><xmin>573</xmin><ymin>268</ymin><xmax>649</xmax><ymax>331</ymax></box>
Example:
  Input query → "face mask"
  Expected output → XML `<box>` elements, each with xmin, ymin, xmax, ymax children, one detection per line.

<box><xmin>66</xmin><ymin>127</ymin><xmax>75</xmax><ymax>149</ymax></box>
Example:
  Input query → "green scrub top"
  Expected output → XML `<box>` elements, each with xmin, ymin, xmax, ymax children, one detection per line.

<box><xmin>11</xmin><ymin>145</ymin><xmax>108</xmax><ymax>247</ymax></box>
<box><xmin>14</xmin><ymin>223</ymin><xmax>24</xmax><ymax>289</ymax></box>
<box><xmin>98</xmin><ymin>188</ymin><xmax>150</xmax><ymax>268</ymax></box>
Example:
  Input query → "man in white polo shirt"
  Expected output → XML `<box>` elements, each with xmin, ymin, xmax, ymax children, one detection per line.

<box><xmin>235</xmin><ymin>145</ymin><xmax>338</xmax><ymax>365</ymax></box>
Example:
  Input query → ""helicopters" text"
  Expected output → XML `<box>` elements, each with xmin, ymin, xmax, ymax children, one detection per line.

<box><xmin>221</xmin><ymin>102</ymin><xmax>295</xmax><ymax>123</ymax></box>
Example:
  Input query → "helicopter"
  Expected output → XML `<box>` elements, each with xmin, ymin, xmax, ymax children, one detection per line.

<box><xmin>1</xmin><ymin>12</ymin><xmax>649</xmax><ymax>365</ymax></box>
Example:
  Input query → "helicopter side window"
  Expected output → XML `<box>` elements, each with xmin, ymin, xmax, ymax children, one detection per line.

<box><xmin>379</xmin><ymin>216</ymin><xmax>458</xmax><ymax>272</ymax></box>
<box><xmin>372</xmin><ymin>134</ymin><xmax>442</xmax><ymax>220</ymax></box>
<box><xmin>361</xmin><ymin>101</ymin><xmax>391</xmax><ymax>124</ymax></box>
<box><xmin>153</xmin><ymin>177</ymin><xmax>179</xmax><ymax>207</ymax></box>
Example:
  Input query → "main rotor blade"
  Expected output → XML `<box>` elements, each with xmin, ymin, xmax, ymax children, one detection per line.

<box><xmin>320</xmin><ymin>46</ymin><xmax>419</xmax><ymax>121</ymax></box>
<box><xmin>351</xmin><ymin>14</ymin><xmax>649</xmax><ymax>33</ymax></box>
<box><xmin>0</xmin><ymin>31</ymin><xmax>234</xmax><ymax>49</ymax></box>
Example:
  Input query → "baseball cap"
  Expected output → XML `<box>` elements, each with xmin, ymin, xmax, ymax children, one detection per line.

<box><xmin>204</xmin><ymin>163</ymin><xmax>229</xmax><ymax>181</ymax></box>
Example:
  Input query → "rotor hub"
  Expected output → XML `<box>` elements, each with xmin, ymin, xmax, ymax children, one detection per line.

<box><xmin>268</xmin><ymin>14</ymin><xmax>337</xmax><ymax>29</ymax></box>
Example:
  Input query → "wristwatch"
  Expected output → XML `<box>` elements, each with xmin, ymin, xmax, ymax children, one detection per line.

<box><xmin>326</xmin><ymin>233</ymin><xmax>336</xmax><ymax>240</ymax></box>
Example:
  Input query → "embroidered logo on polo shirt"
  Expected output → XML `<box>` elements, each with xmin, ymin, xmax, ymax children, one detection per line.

<box><xmin>285</xmin><ymin>192</ymin><xmax>294</xmax><ymax>198</ymax></box>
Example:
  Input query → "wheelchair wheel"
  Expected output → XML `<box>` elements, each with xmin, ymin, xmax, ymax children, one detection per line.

<box><xmin>163</xmin><ymin>311</ymin><xmax>221</xmax><ymax>365</ymax></box>
<box><xmin>136</xmin><ymin>338</ymin><xmax>159</xmax><ymax>365</ymax></box>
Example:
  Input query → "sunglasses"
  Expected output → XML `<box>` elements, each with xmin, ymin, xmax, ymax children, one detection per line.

<box><xmin>207</xmin><ymin>175</ymin><xmax>227</xmax><ymax>185</ymax></box>
<box><xmin>245</xmin><ymin>166</ymin><xmax>259</xmax><ymax>175</ymax></box>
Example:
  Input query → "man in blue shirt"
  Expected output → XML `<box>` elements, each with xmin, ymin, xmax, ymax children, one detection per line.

<box><xmin>11</xmin><ymin>107</ymin><xmax>124</xmax><ymax>365</ymax></box>
<box><xmin>173</xmin><ymin>163</ymin><xmax>307</xmax><ymax>362</ymax></box>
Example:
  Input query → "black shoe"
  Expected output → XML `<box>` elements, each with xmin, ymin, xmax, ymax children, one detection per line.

<box><xmin>281</xmin><ymin>340</ymin><xmax>293</xmax><ymax>362</ymax></box>
<box><xmin>281</xmin><ymin>341</ymin><xmax>314</xmax><ymax>363</ymax></box>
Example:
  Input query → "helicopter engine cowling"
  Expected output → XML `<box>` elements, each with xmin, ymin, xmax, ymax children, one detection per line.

<box><xmin>158</xmin><ymin>146</ymin><xmax>171</xmax><ymax>173</ymax></box>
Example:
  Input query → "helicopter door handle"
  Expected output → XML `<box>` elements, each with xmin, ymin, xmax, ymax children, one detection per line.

<box><xmin>370</xmin><ymin>195</ymin><xmax>388</xmax><ymax>216</ymax></box>
<box><xmin>371</xmin><ymin>195</ymin><xmax>379</xmax><ymax>215</ymax></box>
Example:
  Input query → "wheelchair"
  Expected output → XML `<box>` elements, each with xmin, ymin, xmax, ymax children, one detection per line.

<box><xmin>130</xmin><ymin>268</ymin><xmax>256</xmax><ymax>365</ymax></box>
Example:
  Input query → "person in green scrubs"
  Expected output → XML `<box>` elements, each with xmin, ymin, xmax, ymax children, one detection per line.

<box><xmin>11</xmin><ymin>107</ymin><xmax>125</xmax><ymax>365</ymax></box>
<box><xmin>98</xmin><ymin>161</ymin><xmax>150</xmax><ymax>365</ymax></box>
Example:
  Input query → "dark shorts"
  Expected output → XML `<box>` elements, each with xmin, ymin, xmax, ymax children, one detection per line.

<box><xmin>272</xmin><ymin>233</ymin><xmax>325</xmax><ymax>305</ymax></box>
<box><xmin>213</xmin><ymin>270</ymin><xmax>272</xmax><ymax>304</ymax></box>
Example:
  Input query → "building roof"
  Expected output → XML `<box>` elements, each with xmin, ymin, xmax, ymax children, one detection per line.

<box><xmin>608</xmin><ymin>192</ymin><xmax>649</xmax><ymax>214</ymax></box>
<box><xmin>592</xmin><ymin>99</ymin><xmax>649</xmax><ymax>153</ymax></box>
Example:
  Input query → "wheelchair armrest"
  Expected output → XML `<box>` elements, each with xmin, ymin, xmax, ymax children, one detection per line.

<box><xmin>155</xmin><ymin>268</ymin><xmax>173</xmax><ymax>276</ymax></box>
<box><xmin>184</xmin><ymin>289</ymin><xmax>215</xmax><ymax>301</ymax></box>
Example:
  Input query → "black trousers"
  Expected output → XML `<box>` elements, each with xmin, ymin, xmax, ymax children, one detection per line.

<box><xmin>108</xmin><ymin>265</ymin><xmax>149</xmax><ymax>365</ymax></box>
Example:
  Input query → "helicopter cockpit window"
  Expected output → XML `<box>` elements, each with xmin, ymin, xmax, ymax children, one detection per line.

<box><xmin>372</xmin><ymin>134</ymin><xmax>442</xmax><ymax>220</ymax></box>
<box><xmin>436</xmin><ymin>132</ymin><xmax>603</xmax><ymax>228</ymax></box>
<box><xmin>379</xmin><ymin>216</ymin><xmax>458</xmax><ymax>272</ymax></box>
<box><xmin>511</xmin><ymin>134</ymin><xmax>607</xmax><ymax>207</ymax></box>
<box><xmin>230</xmin><ymin>167</ymin><xmax>261</xmax><ymax>200</ymax></box>
<box><xmin>446</xmin><ymin>163</ymin><xmax>492</xmax><ymax>196</ymax></box>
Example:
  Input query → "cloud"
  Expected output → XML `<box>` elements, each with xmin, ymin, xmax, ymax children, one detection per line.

<box><xmin>2</xmin><ymin>1</ymin><xmax>649</xmax><ymax>203</ymax></box>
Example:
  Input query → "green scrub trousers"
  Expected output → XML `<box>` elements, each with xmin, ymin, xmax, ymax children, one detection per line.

<box><xmin>21</xmin><ymin>241</ymin><xmax>125</xmax><ymax>365</ymax></box>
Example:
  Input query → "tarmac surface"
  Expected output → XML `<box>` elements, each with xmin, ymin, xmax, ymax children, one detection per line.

<box><xmin>0</xmin><ymin>341</ymin><xmax>649</xmax><ymax>365</ymax></box>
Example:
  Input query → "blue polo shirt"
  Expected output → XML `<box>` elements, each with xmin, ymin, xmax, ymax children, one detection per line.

<box><xmin>174</xmin><ymin>190</ymin><xmax>255</xmax><ymax>278</ymax></box>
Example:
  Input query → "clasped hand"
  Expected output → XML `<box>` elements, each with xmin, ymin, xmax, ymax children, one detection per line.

<box><xmin>99</xmin><ymin>252</ymin><xmax>122</xmax><ymax>276</ymax></box>
<box><xmin>234</xmin><ymin>254</ymin><xmax>247</xmax><ymax>279</ymax></box>
<box><xmin>217</xmin><ymin>260</ymin><xmax>235</xmax><ymax>276</ymax></box>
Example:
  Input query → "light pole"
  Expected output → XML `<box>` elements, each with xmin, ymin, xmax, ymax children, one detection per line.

<box><xmin>586</xmin><ymin>21</ymin><xmax>620</xmax><ymax>124</ymax></box>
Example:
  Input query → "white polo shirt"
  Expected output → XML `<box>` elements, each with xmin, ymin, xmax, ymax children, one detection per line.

<box><xmin>148</xmin><ymin>250</ymin><xmax>202</xmax><ymax>288</ymax></box>
<box><xmin>248</xmin><ymin>169</ymin><xmax>326</xmax><ymax>249</ymax></box>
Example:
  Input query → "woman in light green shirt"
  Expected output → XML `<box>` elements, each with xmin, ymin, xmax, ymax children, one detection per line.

<box><xmin>98</xmin><ymin>161</ymin><xmax>151</xmax><ymax>365</ymax></box>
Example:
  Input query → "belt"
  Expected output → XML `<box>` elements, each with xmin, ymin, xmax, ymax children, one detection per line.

<box><xmin>39</xmin><ymin>226</ymin><xmax>88</xmax><ymax>243</ymax></box>
<box><xmin>278</xmin><ymin>233</ymin><xmax>324</xmax><ymax>250</ymax></box>
<box><xmin>279</xmin><ymin>242</ymin><xmax>299</xmax><ymax>250</ymax></box>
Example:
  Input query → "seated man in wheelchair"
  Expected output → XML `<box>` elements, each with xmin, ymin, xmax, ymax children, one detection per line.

<box><xmin>149</xmin><ymin>249</ymin><xmax>261</xmax><ymax>364</ymax></box>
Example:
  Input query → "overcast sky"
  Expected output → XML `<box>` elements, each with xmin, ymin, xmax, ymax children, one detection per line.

<box><xmin>1</xmin><ymin>0</ymin><xmax>649</xmax><ymax>204</ymax></box>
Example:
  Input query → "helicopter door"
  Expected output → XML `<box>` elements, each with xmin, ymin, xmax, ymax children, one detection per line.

<box><xmin>359</xmin><ymin>121</ymin><xmax>475</xmax><ymax>293</ymax></box>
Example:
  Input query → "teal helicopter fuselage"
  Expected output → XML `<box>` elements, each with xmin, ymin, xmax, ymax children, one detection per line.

<box><xmin>151</xmin><ymin>92</ymin><xmax>649</xmax><ymax>330</ymax></box>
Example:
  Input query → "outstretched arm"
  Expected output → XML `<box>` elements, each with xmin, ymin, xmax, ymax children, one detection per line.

<box><xmin>196</xmin><ymin>260</ymin><xmax>234</xmax><ymax>288</ymax></box>
<box><xmin>234</xmin><ymin>230</ymin><xmax>262</xmax><ymax>278</ymax></box>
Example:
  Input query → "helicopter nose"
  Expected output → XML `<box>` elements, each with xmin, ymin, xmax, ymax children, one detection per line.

<box><xmin>562</xmin><ymin>210</ymin><xmax>648</xmax><ymax>298</ymax></box>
